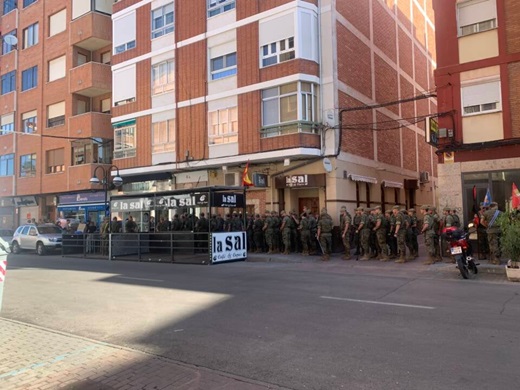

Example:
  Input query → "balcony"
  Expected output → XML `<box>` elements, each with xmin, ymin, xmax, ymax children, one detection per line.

<box><xmin>69</xmin><ymin>111</ymin><xmax>113</xmax><ymax>140</ymax></box>
<box><xmin>70</xmin><ymin>11</ymin><xmax>112</xmax><ymax>51</ymax></box>
<box><xmin>69</xmin><ymin>62</ymin><xmax>111</xmax><ymax>97</ymax></box>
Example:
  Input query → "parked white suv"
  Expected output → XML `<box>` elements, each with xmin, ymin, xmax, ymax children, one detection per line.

<box><xmin>11</xmin><ymin>224</ymin><xmax>63</xmax><ymax>256</ymax></box>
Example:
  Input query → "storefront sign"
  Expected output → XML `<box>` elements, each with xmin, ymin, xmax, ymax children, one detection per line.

<box><xmin>252</xmin><ymin>173</ymin><xmax>268</xmax><ymax>187</ymax></box>
<box><xmin>211</xmin><ymin>232</ymin><xmax>247</xmax><ymax>264</ymax></box>
<box><xmin>14</xmin><ymin>196</ymin><xmax>38</xmax><ymax>207</ymax></box>
<box><xmin>275</xmin><ymin>174</ymin><xmax>326</xmax><ymax>188</ymax></box>
<box><xmin>111</xmin><ymin>194</ymin><xmax>209</xmax><ymax>211</ymax></box>
<box><xmin>59</xmin><ymin>192</ymin><xmax>106</xmax><ymax>205</ymax></box>
<box><xmin>212</xmin><ymin>193</ymin><xmax>244</xmax><ymax>208</ymax></box>
<box><xmin>0</xmin><ymin>198</ymin><xmax>14</xmax><ymax>207</ymax></box>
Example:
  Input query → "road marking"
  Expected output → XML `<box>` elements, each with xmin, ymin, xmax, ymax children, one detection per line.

<box><xmin>320</xmin><ymin>296</ymin><xmax>435</xmax><ymax>310</ymax></box>
<box><xmin>115</xmin><ymin>276</ymin><xmax>164</xmax><ymax>283</ymax></box>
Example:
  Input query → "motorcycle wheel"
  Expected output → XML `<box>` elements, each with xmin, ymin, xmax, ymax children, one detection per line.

<box><xmin>468</xmin><ymin>261</ymin><xmax>478</xmax><ymax>274</ymax></box>
<box><xmin>456</xmin><ymin>257</ymin><xmax>469</xmax><ymax>279</ymax></box>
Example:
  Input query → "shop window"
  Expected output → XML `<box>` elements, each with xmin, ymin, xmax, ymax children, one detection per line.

<box><xmin>46</xmin><ymin>148</ymin><xmax>64</xmax><ymax>174</ymax></box>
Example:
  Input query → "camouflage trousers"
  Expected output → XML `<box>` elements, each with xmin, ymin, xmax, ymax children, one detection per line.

<box><xmin>342</xmin><ymin>231</ymin><xmax>350</xmax><ymax>255</ymax></box>
<box><xmin>282</xmin><ymin>228</ymin><xmax>292</xmax><ymax>253</ymax></box>
<box><xmin>425</xmin><ymin>231</ymin><xmax>437</xmax><ymax>257</ymax></box>
<box><xmin>376</xmin><ymin>230</ymin><xmax>387</xmax><ymax>255</ymax></box>
<box><xmin>320</xmin><ymin>233</ymin><xmax>332</xmax><ymax>255</ymax></box>
<box><xmin>265</xmin><ymin>230</ymin><xmax>274</xmax><ymax>252</ymax></box>
<box><xmin>360</xmin><ymin>229</ymin><xmax>370</xmax><ymax>255</ymax></box>
<box><xmin>397</xmin><ymin>230</ymin><xmax>407</xmax><ymax>257</ymax></box>
<box><xmin>300</xmin><ymin>230</ymin><xmax>311</xmax><ymax>253</ymax></box>
<box><xmin>487</xmin><ymin>232</ymin><xmax>501</xmax><ymax>261</ymax></box>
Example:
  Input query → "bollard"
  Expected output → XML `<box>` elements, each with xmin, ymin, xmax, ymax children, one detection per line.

<box><xmin>0</xmin><ymin>237</ymin><xmax>10</xmax><ymax>313</ymax></box>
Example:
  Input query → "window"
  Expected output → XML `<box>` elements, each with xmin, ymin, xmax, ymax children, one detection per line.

<box><xmin>77</xmin><ymin>53</ymin><xmax>88</xmax><ymax>66</ymax></box>
<box><xmin>23</xmin><ymin>0</ymin><xmax>37</xmax><ymax>7</ymax></box>
<box><xmin>261</xmin><ymin>37</ymin><xmax>295</xmax><ymax>67</ymax></box>
<box><xmin>48</xmin><ymin>56</ymin><xmax>66</xmax><ymax>82</ymax></box>
<box><xmin>101</xmin><ymin>98</ymin><xmax>111</xmax><ymax>114</ymax></box>
<box><xmin>114</xmin><ymin>120</ymin><xmax>136</xmax><ymax>159</ymax></box>
<box><xmin>20</xmin><ymin>153</ymin><xmax>37</xmax><ymax>177</ymax></box>
<box><xmin>1</xmin><ymin>113</ymin><xmax>14</xmax><ymax>135</ymax></box>
<box><xmin>261</xmin><ymin>82</ymin><xmax>318</xmax><ymax>137</ymax></box>
<box><xmin>0</xmin><ymin>154</ymin><xmax>14</xmax><ymax>176</ymax></box>
<box><xmin>49</xmin><ymin>9</ymin><xmax>66</xmax><ymax>37</ymax></box>
<box><xmin>151</xmin><ymin>3</ymin><xmax>174</xmax><ymax>38</ymax></box>
<box><xmin>152</xmin><ymin>119</ymin><xmax>175</xmax><ymax>153</ymax></box>
<box><xmin>47</xmin><ymin>101</ymin><xmax>65</xmax><ymax>128</ymax></box>
<box><xmin>207</xmin><ymin>0</ymin><xmax>235</xmax><ymax>17</ymax></box>
<box><xmin>101</xmin><ymin>51</ymin><xmax>111</xmax><ymax>64</ymax></box>
<box><xmin>461</xmin><ymin>80</ymin><xmax>501</xmax><ymax>116</ymax></box>
<box><xmin>1</xmin><ymin>71</ymin><xmax>16</xmax><ymax>95</ymax></box>
<box><xmin>3</xmin><ymin>0</ymin><xmax>16</xmax><ymax>15</ymax></box>
<box><xmin>210</xmin><ymin>52</ymin><xmax>237</xmax><ymax>80</ymax></box>
<box><xmin>458</xmin><ymin>0</ymin><xmax>497</xmax><ymax>37</ymax></box>
<box><xmin>113</xmin><ymin>11</ymin><xmax>136</xmax><ymax>54</ymax></box>
<box><xmin>21</xmin><ymin>110</ymin><xmax>37</xmax><ymax>133</ymax></box>
<box><xmin>152</xmin><ymin>60</ymin><xmax>174</xmax><ymax>95</ymax></box>
<box><xmin>208</xmin><ymin>107</ymin><xmax>238</xmax><ymax>145</ymax></box>
<box><xmin>1</xmin><ymin>30</ymin><xmax>17</xmax><ymax>55</ymax></box>
<box><xmin>113</xmin><ymin>65</ymin><xmax>136</xmax><ymax>105</ymax></box>
<box><xmin>72</xmin><ymin>138</ymin><xmax>113</xmax><ymax>165</ymax></box>
<box><xmin>21</xmin><ymin>66</ymin><xmax>38</xmax><ymax>91</ymax></box>
<box><xmin>46</xmin><ymin>148</ymin><xmax>64</xmax><ymax>174</ymax></box>
<box><xmin>23</xmin><ymin>23</ymin><xmax>39</xmax><ymax>49</ymax></box>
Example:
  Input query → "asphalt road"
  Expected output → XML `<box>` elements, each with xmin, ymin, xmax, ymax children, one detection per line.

<box><xmin>2</xmin><ymin>253</ymin><xmax>520</xmax><ymax>390</ymax></box>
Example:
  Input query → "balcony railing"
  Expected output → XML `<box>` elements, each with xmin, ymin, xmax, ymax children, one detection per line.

<box><xmin>260</xmin><ymin>121</ymin><xmax>320</xmax><ymax>138</ymax></box>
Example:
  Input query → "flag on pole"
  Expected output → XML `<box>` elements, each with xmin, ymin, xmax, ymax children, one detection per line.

<box><xmin>483</xmin><ymin>188</ymin><xmax>492</xmax><ymax>207</ymax></box>
<box><xmin>242</xmin><ymin>161</ymin><xmax>253</xmax><ymax>187</ymax></box>
<box><xmin>512</xmin><ymin>182</ymin><xmax>520</xmax><ymax>209</ymax></box>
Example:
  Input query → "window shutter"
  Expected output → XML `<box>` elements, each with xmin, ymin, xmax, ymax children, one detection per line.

<box><xmin>49</xmin><ymin>56</ymin><xmax>66</xmax><ymax>82</ymax></box>
<box><xmin>50</xmin><ymin>9</ymin><xmax>66</xmax><ymax>36</ymax></box>
<box><xmin>113</xmin><ymin>11</ymin><xmax>136</xmax><ymax>48</ymax></box>
<box><xmin>113</xmin><ymin>65</ymin><xmax>136</xmax><ymax>104</ymax></box>
<box><xmin>458</xmin><ymin>0</ymin><xmax>496</xmax><ymax>27</ymax></box>
<box><xmin>48</xmin><ymin>101</ymin><xmax>65</xmax><ymax>119</ymax></box>
<box><xmin>462</xmin><ymin>81</ymin><xmax>500</xmax><ymax>107</ymax></box>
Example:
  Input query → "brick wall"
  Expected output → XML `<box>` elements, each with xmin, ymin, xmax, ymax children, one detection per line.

<box><xmin>508</xmin><ymin>62</ymin><xmax>520</xmax><ymax>138</ymax></box>
<box><xmin>176</xmin><ymin>41</ymin><xmax>207</xmax><ymax>102</ymax></box>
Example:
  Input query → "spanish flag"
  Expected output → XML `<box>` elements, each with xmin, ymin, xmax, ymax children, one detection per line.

<box><xmin>242</xmin><ymin>161</ymin><xmax>253</xmax><ymax>187</ymax></box>
<box><xmin>512</xmin><ymin>182</ymin><xmax>520</xmax><ymax>209</ymax></box>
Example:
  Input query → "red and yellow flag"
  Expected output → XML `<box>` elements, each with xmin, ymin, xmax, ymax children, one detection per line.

<box><xmin>242</xmin><ymin>161</ymin><xmax>253</xmax><ymax>187</ymax></box>
<box><xmin>512</xmin><ymin>182</ymin><xmax>520</xmax><ymax>209</ymax></box>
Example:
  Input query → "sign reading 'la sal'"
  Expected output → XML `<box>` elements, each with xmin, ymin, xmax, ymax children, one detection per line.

<box><xmin>211</xmin><ymin>232</ymin><xmax>247</xmax><ymax>264</ymax></box>
<box><xmin>275</xmin><ymin>174</ymin><xmax>326</xmax><ymax>188</ymax></box>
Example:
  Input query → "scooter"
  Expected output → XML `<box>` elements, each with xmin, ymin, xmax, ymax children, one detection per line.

<box><xmin>442</xmin><ymin>225</ymin><xmax>479</xmax><ymax>279</ymax></box>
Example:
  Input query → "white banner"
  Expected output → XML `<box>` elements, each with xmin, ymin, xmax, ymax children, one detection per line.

<box><xmin>211</xmin><ymin>232</ymin><xmax>247</xmax><ymax>264</ymax></box>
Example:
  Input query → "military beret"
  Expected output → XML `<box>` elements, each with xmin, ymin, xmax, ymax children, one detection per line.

<box><xmin>340</xmin><ymin>206</ymin><xmax>347</xmax><ymax>211</ymax></box>
<box><xmin>356</xmin><ymin>207</ymin><xmax>364</xmax><ymax>211</ymax></box>
<box><xmin>420</xmin><ymin>204</ymin><xmax>429</xmax><ymax>210</ymax></box>
<box><xmin>374</xmin><ymin>205</ymin><xmax>382</xmax><ymax>211</ymax></box>
<box><xmin>392</xmin><ymin>205</ymin><xmax>400</xmax><ymax>210</ymax></box>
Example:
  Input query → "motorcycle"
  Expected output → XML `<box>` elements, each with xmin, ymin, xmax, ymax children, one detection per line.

<box><xmin>442</xmin><ymin>224</ymin><xmax>479</xmax><ymax>279</ymax></box>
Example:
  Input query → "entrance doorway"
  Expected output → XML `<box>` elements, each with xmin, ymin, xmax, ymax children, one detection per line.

<box><xmin>299</xmin><ymin>197</ymin><xmax>319</xmax><ymax>215</ymax></box>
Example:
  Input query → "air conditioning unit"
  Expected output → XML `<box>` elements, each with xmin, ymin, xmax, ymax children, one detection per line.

<box><xmin>419</xmin><ymin>171</ymin><xmax>430</xmax><ymax>184</ymax></box>
<box><xmin>224</xmin><ymin>172</ymin><xmax>239</xmax><ymax>186</ymax></box>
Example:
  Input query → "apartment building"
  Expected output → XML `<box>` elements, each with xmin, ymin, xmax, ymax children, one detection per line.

<box><xmin>433</xmin><ymin>0</ymin><xmax>520</xmax><ymax>221</ymax></box>
<box><xmin>110</xmin><ymin>0</ymin><xmax>438</xmax><ymax>225</ymax></box>
<box><xmin>0</xmin><ymin>0</ymin><xmax>113</xmax><ymax>228</ymax></box>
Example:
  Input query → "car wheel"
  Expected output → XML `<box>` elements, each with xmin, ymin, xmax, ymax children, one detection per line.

<box><xmin>37</xmin><ymin>242</ymin><xmax>46</xmax><ymax>256</ymax></box>
<box><xmin>11</xmin><ymin>241</ymin><xmax>20</xmax><ymax>254</ymax></box>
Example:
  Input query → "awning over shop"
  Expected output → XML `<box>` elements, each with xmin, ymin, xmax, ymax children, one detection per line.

<box><xmin>382</xmin><ymin>180</ymin><xmax>404</xmax><ymax>189</ymax></box>
<box><xmin>122</xmin><ymin>171</ymin><xmax>172</xmax><ymax>184</ymax></box>
<box><xmin>348</xmin><ymin>174</ymin><xmax>378</xmax><ymax>184</ymax></box>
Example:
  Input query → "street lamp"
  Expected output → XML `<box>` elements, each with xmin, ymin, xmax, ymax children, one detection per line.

<box><xmin>89</xmin><ymin>165</ymin><xmax>123</xmax><ymax>217</ymax></box>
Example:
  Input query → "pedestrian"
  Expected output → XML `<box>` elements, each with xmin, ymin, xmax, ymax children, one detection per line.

<box><xmin>84</xmin><ymin>220</ymin><xmax>97</xmax><ymax>253</ymax></box>
<box><xmin>340</xmin><ymin>206</ymin><xmax>352</xmax><ymax>260</ymax></box>
<box><xmin>125</xmin><ymin>215</ymin><xmax>138</xmax><ymax>233</ymax></box>
<box><xmin>100</xmin><ymin>217</ymin><xmax>111</xmax><ymax>255</ymax></box>
<box><xmin>317</xmin><ymin>208</ymin><xmax>333</xmax><ymax>261</ymax></box>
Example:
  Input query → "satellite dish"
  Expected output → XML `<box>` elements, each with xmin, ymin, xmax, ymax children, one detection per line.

<box><xmin>323</xmin><ymin>157</ymin><xmax>333</xmax><ymax>173</ymax></box>
<box><xmin>3</xmin><ymin>35</ymin><xmax>18</xmax><ymax>46</ymax></box>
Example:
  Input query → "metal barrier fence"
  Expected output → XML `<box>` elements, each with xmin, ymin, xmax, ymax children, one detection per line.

<box><xmin>62</xmin><ymin>232</ymin><xmax>211</xmax><ymax>264</ymax></box>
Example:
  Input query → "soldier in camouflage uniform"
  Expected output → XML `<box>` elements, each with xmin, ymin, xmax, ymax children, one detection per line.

<box><xmin>431</xmin><ymin>206</ymin><xmax>442</xmax><ymax>262</ymax></box>
<box><xmin>271</xmin><ymin>211</ymin><xmax>281</xmax><ymax>253</ymax></box>
<box><xmin>317</xmin><ymin>208</ymin><xmax>333</xmax><ymax>261</ymax></box>
<box><xmin>368</xmin><ymin>208</ymin><xmax>378</xmax><ymax>258</ymax></box>
<box><xmin>299</xmin><ymin>212</ymin><xmax>311</xmax><ymax>255</ymax></box>
<box><xmin>481</xmin><ymin>202</ymin><xmax>502</xmax><ymax>265</ymax></box>
<box><xmin>393</xmin><ymin>206</ymin><xmax>408</xmax><ymax>263</ymax></box>
<box><xmin>407</xmin><ymin>208</ymin><xmax>419</xmax><ymax>258</ymax></box>
<box><xmin>477</xmin><ymin>203</ymin><xmax>489</xmax><ymax>259</ymax></box>
<box><xmin>440</xmin><ymin>207</ymin><xmax>454</xmax><ymax>260</ymax></box>
<box><xmin>388</xmin><ymin>209</ymin><xmax>398</xmax><ymax>258</ymax></box>
<box><xmin>253</xmin><ymin>214</ymin><xmax>264</xmax><ymax>253</ymax></box>
<box><xmin>373</xmin><ymin>206</ymin><xmax>389</xmax><ymax>261</ymax></box>
<box><xmin>290</xmin><ymin>211</ymin><xmax>299</xmax><ymax>253</ymax></box>
<box><xmin>263</xmin><ymin>211</ymin><xmax>275</xmax><ymax>253</ymax></box>
<box><xmin>280</xmin><ymin>210</ymin><xmax>292</xmax><ymax>255</ymax></box>
<box><xmin>230</xmin><ymin>212</ymin><xmax>243</xmax><ymax>232</ymax></box>
<box><xmin>308</xmin><ymin>211</ymin><xmax>318</xmax><ymax>255</ymax></box>
<box><xmin>451</xmin><ymin>208</ymin><xmax>461</xmax><ymax>228</ymax></box>
<box><xmin>340</xmin><ymin>206</ymin><xmax>352</xmax><ymax>260</ymax></box>
<box><xmin>420</xmin><ymin>205</ymin><xmax>437</xmax><ymax>265</ymax></box>
<box><xmin>355</xmin><ymin>208</ymin><xmax>371</xmax><ymax>261</ymax></box>
<box><xmin>353</xmin><ymin>207</ymin><xmax>363</xmax><ymax>255</ymax></box>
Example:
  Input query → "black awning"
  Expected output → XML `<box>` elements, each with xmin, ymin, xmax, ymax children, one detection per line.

<box><xmin>122</xmin><ymin>171</ymin><xmax>172</xmax><ymax>183</ymax></box>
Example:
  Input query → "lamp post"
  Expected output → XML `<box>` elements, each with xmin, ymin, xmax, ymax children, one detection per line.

<box><xmin>89</xmin><ymin>165</ymin><xmax>123</xmax><ymax>217</ymax></box>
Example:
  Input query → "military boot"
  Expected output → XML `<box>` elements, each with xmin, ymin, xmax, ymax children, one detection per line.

<box><xmin>360</xmin><ymin>255</ymin><xmax>370</xmax><ymax>261</ymax></box>
<box><xmin>342</xmin><ymin>255</ymin><xmax>352</xmax><ymax>260</ymax></box>
<box><xmin>379</xmin><ymin>254</ymin><xmax>390</xmax><ymax>262</ymax></box>
<box><xmin>395</xmin><ymin>255</ymin><xmax>406</xmax><ymax>263</ymax></box>
<box><xmin>423</xmin><ymin>256</ymin><xmax>435</xmax><ymax>265</ymax></box>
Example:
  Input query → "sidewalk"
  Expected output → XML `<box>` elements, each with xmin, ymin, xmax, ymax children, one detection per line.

<box><xmin>246</xmin><ymin>247</ymin><xmax>508</xmax><ymax>282</ymax></box>
<box><xmin>0</xmin><ymin>318</ymin><xmax>286</xmax><ymax>390</ymax></box>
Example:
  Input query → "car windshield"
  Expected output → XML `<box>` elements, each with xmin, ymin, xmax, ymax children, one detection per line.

<box><xmin>37</xmin><ymin>226</ymin><xmax>62</xmax><ymax>235</ymax></box>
